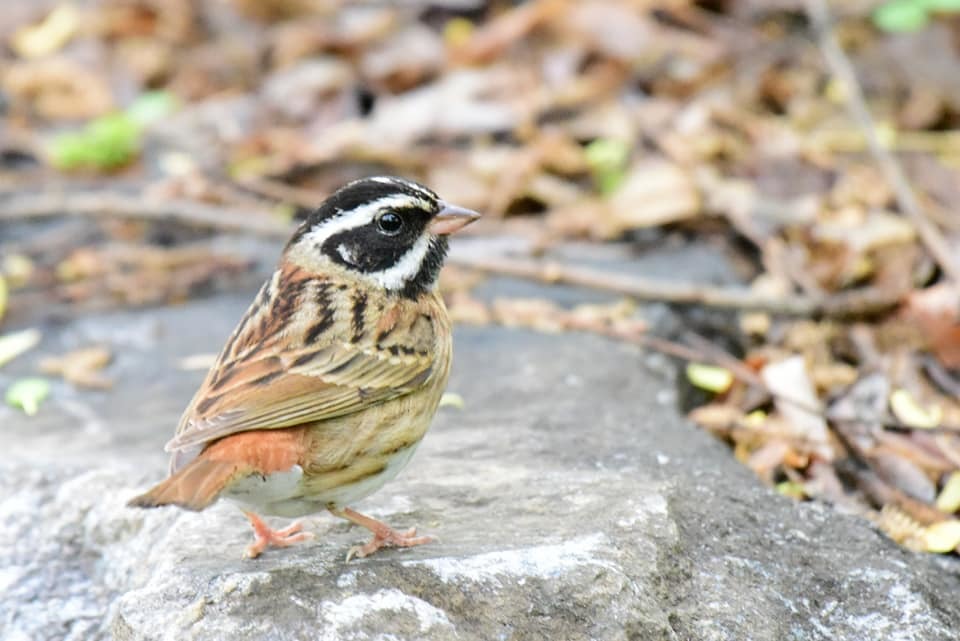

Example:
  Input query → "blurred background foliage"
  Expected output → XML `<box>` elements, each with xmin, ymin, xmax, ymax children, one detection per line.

<box><xmin>6</xmin><ymin>0</ymin><xmax>960</xmax><ymax>555</ymax></box>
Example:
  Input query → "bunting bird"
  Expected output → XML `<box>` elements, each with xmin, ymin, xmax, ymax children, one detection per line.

<box><xmin>129</xmin><ymin>176</ymin><xmax>480</xmax><ymax>559</ymax></box>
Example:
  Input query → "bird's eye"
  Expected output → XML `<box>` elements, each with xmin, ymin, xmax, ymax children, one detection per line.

<box><xmin>376</xmin><ymin>212</ymin><xmax>403</xmax><ymax>235</ymax></box>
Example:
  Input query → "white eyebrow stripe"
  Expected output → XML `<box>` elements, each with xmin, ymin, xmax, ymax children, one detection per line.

<box><xmin>298</xmin><ymin>193</ymin><xmax>424</xmax><ymax>248</ymax></box>
<box><xmin>367</xmin><ymin>176</ymin><xmax>436</xmax><ymax>201</ymax></box>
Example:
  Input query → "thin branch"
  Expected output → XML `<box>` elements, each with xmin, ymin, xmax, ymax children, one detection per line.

<box><xmin>0</xmin><ymin>191</ymin><xmax>291</xmax><ymax>238</ymax></box>
<box><xmin>4</xmin><ymin>189</ymin><xmax>900</xmax><ymax>318</ymax></box>
<box><xmin>448</xmin><ymin>252</ymin><xmax>900</xmax><ymax>318</ymax></box>
<box><xmin>804</xmin><ymin>0</ymin><xmax>960</xmax><ymax>287</ymax></box>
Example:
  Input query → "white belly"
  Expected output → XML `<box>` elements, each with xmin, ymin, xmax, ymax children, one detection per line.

<box><xmin>223</xmin><ymin>443</ymin><xmax>421</xmax><ymax>518</ymax></box>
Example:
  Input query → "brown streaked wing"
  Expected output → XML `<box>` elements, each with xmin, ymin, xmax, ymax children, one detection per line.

<box><xmin>165</xmin><ymin>273</ymin><xmax>445</xmax><ymax>455</ymax></box>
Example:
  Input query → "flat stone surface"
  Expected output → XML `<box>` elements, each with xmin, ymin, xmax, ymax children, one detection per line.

<box><xmin>3</xmin><ymin>251</ymin><xmax>960</xmax><ymax>641</ymax></box>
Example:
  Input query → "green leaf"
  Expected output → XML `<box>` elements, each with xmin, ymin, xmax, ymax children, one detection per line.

<box><xmin>775</xmin><ymin>481</ymin><xmax>806</xmax><ymax>500</ymax></box>
<box><xmin>48</xmin><ymin>91</ymin><xmax>173</xmax><ymax>172</ymax></box>
<box><xmin>685</xmin><ymin>363</ymin><xmax>734</xmax><ymax>394</ymax></box>
<box><xmin>585</xmin><ymin>138</ymin><xmax>630</xmax><ymax>195</ymax></box>
<box><xmin>923</xmin><ymin>0</ymin><xmax>960</xmax><ymax>13</ymax></box>
<box><xmin>5</xmin><ymin>378</ymin><xmax>50</xmax><ymax>416</ymax></box>
<box><xmin>49</xmin><ymin>113</ymin><xmax>140</xmax><ymax>171</ymax></box>
<box><xmin>126</xmin><ymin>90</ymin><xmax>177</xmax><ymax>126</ymax></box>
<box><xmin>873</xmin><ymin>1</ymin><xmax>931</xmax><ymax>32</ymax></box>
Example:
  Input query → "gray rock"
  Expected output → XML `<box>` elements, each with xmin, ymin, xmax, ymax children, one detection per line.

<box><xmin>2</xmin><ymin>284</ymin><xmax>960</xmax><ymax>641</ymax></box>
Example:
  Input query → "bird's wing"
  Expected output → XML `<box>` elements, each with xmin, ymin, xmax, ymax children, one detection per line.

<box><xmin>165</xmin><ymin>265</ymin><xmax>446</xmax><ymax>455</ymax></box>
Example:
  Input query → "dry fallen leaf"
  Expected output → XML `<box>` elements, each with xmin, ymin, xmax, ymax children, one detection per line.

<box><xmin>688</xmin><ymin>404</ymin><xmax>745</xmax><ymax>436</ymax></box>
<box><xmin>746</xmin><ymin>439</ymin><xmax>791</xmax><ymax>483</ymax></box>
<box><xmin>875</xmin><ymin>504</ymin><xmax>925</xmax><ymax>550</ymax></box>
<box><xmin>39</xmin><ymin>345</ymin><xmax>113</xmax><ymax>389</ymax></box>
<box><xmin>492</xmin><ymin>298</ymin><xmax>566</xmax><ymax>333</ymax></box>
<box><xmin>870</xmin><ymin>451</ymin><xmax>937</xmax><ymax>504</ymax></box>
<box><xmin>920</xmin><ymin>520</ymin><xmax>960</xmax><ymax>554</ymax></box>
<box><xmin>447</xmin><ymin>292</ymin><xmax>493</xmax><ymax>326</ymax></box>
<box><xmin>178</xmin><ymin>353</ymin><xmax>218</xmax><ymax>371</ymax></box>
<box><xmin>0</xmin><ymin>275</ymin><xmax>7</xmax><ymax>322</ymax></box>
<box><xmin>761</xmin><ymin>355</ymin><xmax>832</xmax><ymax>460</ymax></box>
<box><xmin>0</xmin><ymin>329</ymin><xmax>43</xmax><ymax>369</ymax></box>
<box><xmin>450</xmin><ymin>0</ymin><xmax>566</xmax><ymax>65</ymax></box>
<box><xmin>890</xmin><ymin>388</ymin><xmax>942</xmax><ymax>430</ymax></box>
<box><xmin>11</xmin><ymin>4</ymin><xmax>80</xmax><ymax>59</ymax></box>
<box><xmin>3</xmin><ymin>57</ymin><xmax>113</xmax><ymax>120</ymax></box>
<box><xmin>606</xmin><ymin>159</ymin><xmax>701</xmax><ymax>233</ymax></box>
<box><xmin>686</xmin><ymin>363</ymin><xmax>734</xmax><ymax>394</ymax></box>
<box><xmin>900</xmin><ymin>284</ymin><xmax>960</xmax><ymax>369</ymax></box>
<box><xmin>936</xmin><ymin>471</ymin><xmax>960</xmax><ymax>514</ymax></box>
<box><xmin>439</xmin><ymin>392</ymin><xmax>465</xmax><ymax>409</ymax></box>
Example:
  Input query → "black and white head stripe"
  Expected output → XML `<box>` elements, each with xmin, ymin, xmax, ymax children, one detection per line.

<box><xmin>287</xmin><ymin>176</ymin><xmax>449</xmax><ymax>297</ymax></box>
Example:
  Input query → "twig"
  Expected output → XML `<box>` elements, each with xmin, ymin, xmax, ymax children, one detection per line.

<box><xmin>235</xmin><ymin>176</ymin><xmax>329</xmax><ymax>209</ymax></box>
<box><xmin>681</xmin><ymin>331</ymin><xmax>765</xmax><ymax>386</ymax></box>
<box><xmin>448</xmin><ymin>252</ymin><xmax>900</xmax><ymax>318</ymax></box>
<box><xmin>804</xmin><ymin>0</ymin><xmax>960</xmax><ymax>287</ymax></box>
<box><xmin>0</xmin><ymin>191</ymin><xmax>291</xmax><ymax>238</ymax></box>
<box><xmin>4</xmin><ymin>190</ymin><xmax>900</xmax><ymax>318</ymax></box>
<box><xmin>835</xmin><ymin>460</ymin><xmax>948</xmax><ymax>526</ymax></box>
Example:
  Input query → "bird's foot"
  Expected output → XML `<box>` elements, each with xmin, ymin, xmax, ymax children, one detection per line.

<box><xmin>346</xmin><ymin>525</ymin><xmax>434</xmax><ymax>561</ymax></box>
<box><xmin>331</xmin><ymin>506</ymin><xmax>434</xmax><ymax>561</ymax></box>
<box><xmin>243</xmin><ymin>511</ymin><xmax>314</xmax><ymax>559</ymax></box>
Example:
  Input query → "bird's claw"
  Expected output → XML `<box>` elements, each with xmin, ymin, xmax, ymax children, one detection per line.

<box><xmin>243</xmin><ymin>512</ymin><xmax>314</xmax><ymax>559</ymax></box>
<box><xmin>346</xmin><ymin>526</ymin><xmax>435</xmax><ymax>561</ymax></box>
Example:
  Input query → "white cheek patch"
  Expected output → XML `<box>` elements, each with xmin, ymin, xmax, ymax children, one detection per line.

<box><xmin>337</xmin><ymin>243</ymin><xmax>356</xmax><ymax>265</ymax></box>
<box><xmin>291</xmin><ymin>189</ymin><xmax>439</xmax><ymax>292</ymax></box>
<box><xmin>366</xmin><ymin>234</ymin><xmax>432</xmax><ymax>291</ymax></box>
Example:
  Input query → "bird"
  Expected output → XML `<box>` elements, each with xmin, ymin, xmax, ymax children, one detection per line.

<box><xmin>128</xmin><ymin>176</ymin><xmax>480</xmax><ymax>560</ymax></box>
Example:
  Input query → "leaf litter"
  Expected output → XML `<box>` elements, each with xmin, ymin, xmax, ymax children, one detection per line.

<box><xmin>5</xmin><ymin>0</ymin><xmax>960</xmax><ymax>555</ymax></box>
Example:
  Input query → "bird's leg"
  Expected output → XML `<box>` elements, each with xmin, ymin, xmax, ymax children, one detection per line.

<box><xmin>242</xmin><ymin>511</ymin><xmax>314</xmax><ymax>559</ymax></box>
<box><xmin>329</xmin><ymin>506</ymin><xmax>434</xmax><ymax>561</ymax></box>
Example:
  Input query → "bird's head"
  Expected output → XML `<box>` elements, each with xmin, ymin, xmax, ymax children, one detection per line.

<box><xmin>284</xmin><ymin>176</ymin><xmax>480</xmax><ymax>298</ymax></box>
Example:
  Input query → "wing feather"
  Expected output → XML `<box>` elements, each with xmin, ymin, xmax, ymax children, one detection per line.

<box><xmin>165</xmin><ymin>263</ymin><xmax>447</xmax><ymax>455</ymax></box>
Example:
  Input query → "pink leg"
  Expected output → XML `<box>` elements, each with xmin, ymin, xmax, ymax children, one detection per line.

<box><xmin>242</xmin><ymin>511</ymin><xmax>314</xmax><ymax>559</ymax></box>
<box><xmin>329</xmin><ymin>506</ymin><xmax>434</xmax><ymax>561</ymax></box>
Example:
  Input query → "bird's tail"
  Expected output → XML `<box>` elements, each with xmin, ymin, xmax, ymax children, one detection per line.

<box><xmin>128</xmin><ymin>457</ymin><xmax>252</xmax><ymax>511</ymax></box>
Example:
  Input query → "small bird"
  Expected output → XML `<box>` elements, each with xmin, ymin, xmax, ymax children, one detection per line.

<box><xmin>129</xmin><ymin>176</ymin><xmax>480</xmax><ymax>559</ymax></box>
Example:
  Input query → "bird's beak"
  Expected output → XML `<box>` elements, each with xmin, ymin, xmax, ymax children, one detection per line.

<box><xmin>428</xmin><ymin>202</ymin><xmax>482</xmax><ymax>236</ymax></box>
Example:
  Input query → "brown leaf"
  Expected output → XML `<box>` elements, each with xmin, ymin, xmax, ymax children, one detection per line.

<box><xmin>761</xmin><ymin>355</ymin><xmax>832</xmax><ymax>460</ymax></box>
<box><xmin>3</xmin><ymin>58</ymin><xmax>113</xmax><ymax>120</ymax></box>
<box><xmin>450</xmin><ymin>0</ymin><xmax>567</xmax><ymax>66</ymax></box>
<box><xmin>606</xmin><ymin>159</ymin><xmax>701</xmax><ymax>231</ymax></box>
<box><xmin>869</xmin><ymin>451</ymin><xmax>937</xmax><ymax>505</ymax></box>
<box><xmin>492</xmin><ymin>298</ymin><xmax>565</xmax><ymax>333</ymax></box>
<box><xmin>39</xmin><ymin>346</ymin><xmax>113</xmax><ymax>389</ymax></box>
<box><xmin>900</xmin><ymin>284</ymin><xmax>960</xmax><ymax>368</ymax></box>
<box><xmin>446</xmin><ymin>292</ymin><xmax>492</xmax><ymax>326</ymax></box>
<box><xmin>745</xmin><ymin>438</ymin><xmax>791</xmax><ymax>483</ymax></box>
<box><xmin>688</xmin><ymin>404</ymin><xmax>745</xmax><ymax>437</ymax></box>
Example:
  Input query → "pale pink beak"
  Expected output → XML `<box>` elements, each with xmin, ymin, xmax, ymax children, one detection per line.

<box><xmin>428</xmin><ymin>202</ymin><xmax>481</xmax><ymax>235</ymax></box>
